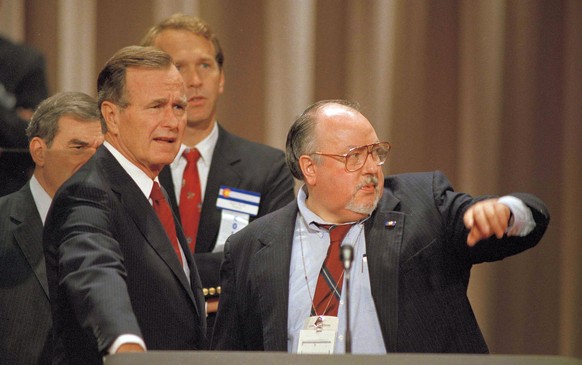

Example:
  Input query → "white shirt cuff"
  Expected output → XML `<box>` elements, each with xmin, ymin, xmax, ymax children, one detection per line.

<box><xmin>108</xmin><ymin>334</ymin><xmax>146</xmax><ymax>355</ymax></box>
<box><xmin>498</xmin><ymin>195</ymin><xmax>536</xmax><ymax>236</ymax></box>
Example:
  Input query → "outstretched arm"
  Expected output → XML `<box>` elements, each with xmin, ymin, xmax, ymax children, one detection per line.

<box><xmin>463</xmin><ymin>198</ymin><xmax>511</xmax><ymax>246</ymax></box>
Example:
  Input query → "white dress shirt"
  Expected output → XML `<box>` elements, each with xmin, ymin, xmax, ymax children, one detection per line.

<box><xmin>169</xmin><ymin>121</ymin><xmax>219</xmax><ymax>205</ymax></box>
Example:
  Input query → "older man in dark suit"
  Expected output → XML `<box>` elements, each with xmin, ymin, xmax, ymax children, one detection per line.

<box><xmin>0</xmin><ymin>91</ymin><xmax>104</xmax><ymax>365</ymax></box>
<box><xmin>141</xmin><ymin>15</ymin><xmax>295</xmax><ymax>316</ymax></box>
<box><xmin>44</xmin><ymin>46</ymin><xmax>206</xmax><ymax>364</ymax></box>
<box><xmin>211</xmin><ymin>99</ymin><xmax>550</xmax><ymax>353</ymax></box>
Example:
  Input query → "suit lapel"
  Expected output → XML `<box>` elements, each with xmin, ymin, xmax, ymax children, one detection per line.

<box><xmin>251</xmin><ymin>203</ymin><xmax>296</xmax><ymax>351</ymax></box>
<box><xmin>101</xmin><ymin>149</ymin><xmax>198</xmax><ymax>310</ymax></box>
<box><xmin>365</xmin><ymin>190</ymin><xmax>403</xmax><ymax>352</ymax></box>
<box><xmin>159</xmin><ymin>166</ymin><xmax>179</xmax><ymax>219</ymax></box>
<box><xmin>197</xmin><ymin>126</ymin><xmax>242</xmax><ymax>252</ymax></box>
<box><xmin>11</xmin><ymin>184</ymin><xmax>48</xmax><ymax>298</ymax></box>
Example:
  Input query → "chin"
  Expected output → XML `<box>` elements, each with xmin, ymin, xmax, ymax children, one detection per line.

<box><xmin>154</xmin><ymin>153</ymin><xmax>177</xmax><ymax>166</ymax></box>
<box><xmin>346</xmin><ymin>197</ymin><xmax>380</xmax><ymax>216</ymax></box>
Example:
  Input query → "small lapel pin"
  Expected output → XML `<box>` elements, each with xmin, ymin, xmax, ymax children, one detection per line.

<box><xmin>385</xmin><ymin>220</ymin><xmax>397</xmax><ymax>228</ymax></box>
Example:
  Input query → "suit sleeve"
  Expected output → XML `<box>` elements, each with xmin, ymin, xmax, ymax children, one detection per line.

<box><xmin>45</xmin><ymin>182</ymin><xmax>142</xmax><ymax>354</ymax></box>
<box><xmin>210</xmin><ymin>238</ymin><xmax>243</xmax><ymax>350</ymax></box>
<box><xmin>432</xmin><ymin>171</ymin><xmax>551</xmax><ymax>264</ymax></box>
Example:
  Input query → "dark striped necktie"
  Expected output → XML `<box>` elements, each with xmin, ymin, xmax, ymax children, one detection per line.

<box><xmin>311</xmin><ymin>224</ymin><xmax>352</xmax><ymax>317</ymax></box>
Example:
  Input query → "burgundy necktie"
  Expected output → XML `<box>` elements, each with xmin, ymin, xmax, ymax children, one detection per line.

<box><xmin>150</xmin><ymin>181</ymin><xmax>182</xmax><ymax>265</ymax></box>
<box><xmin>179</xmin><ymin>148</ymin><xmax>202</xmax><ymax>253</ymax></box>
<box><xmin>311</xmin><ymin>224</ymin><xmax>352</xmax><ymax>317</ymax></box>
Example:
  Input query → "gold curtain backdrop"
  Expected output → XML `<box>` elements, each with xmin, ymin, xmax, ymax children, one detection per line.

<box><xmin>3</xmin><ymin>0</ymin><xmax>580</xmax><ymax>357</ymax></box>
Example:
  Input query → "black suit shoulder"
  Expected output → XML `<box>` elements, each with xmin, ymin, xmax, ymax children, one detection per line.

<box><xmin>0</xmin><ymin>184</ymin><xmax>52</xmax><ymax>365</ymax></box>
<box><xmin>217</xmin><ymin>126</ymin><xmax>284</xmax><ymax>156</ymax></box>
<box><xmin>213</xmin><ymin>125</ymin><xmax>295</xmax><ymax>215</ymax></box>
<box><xmin>227</xmin><ymin>200</ymin><xmax>297</xmax><ymax>249</ymax></box>
<box><xmin>194</xmin><ymin>125</ymin><xmax>295</xmax><ymax>253</ymax></box>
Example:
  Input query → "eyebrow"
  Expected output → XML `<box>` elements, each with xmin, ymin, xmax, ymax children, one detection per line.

<box><xmin>68</xmin><ymin>139</ymin><xmax>90</xmax><ymax>147</ymax></box>
<box><xmin>149</xmin><ymin>98</ymin><xmax>169</xmax><ymax>106</ymax></box>
<box><xmin>198</xmin><ymin>56</ymin><xmax>215</xmax><ymax>63</ymax></box>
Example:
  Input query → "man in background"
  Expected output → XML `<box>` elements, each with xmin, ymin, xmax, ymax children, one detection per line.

<box><xmin>212</xmin><ymin>99</ymin><xmax>550</xmax><ymax>353</ymax></box>
<box><xmin>0</xmin><ymin>32</ymin><xmax>49</xmax><ymax>197</ymax></box>
<box><xmin>0</xmin><ymin>91</ymin><xmax>104</xmax><ymax>365</ymax></box>
<box><xmin>141</xmin><ymin>14</ymin><xmax>295</xmax><ymax>316</ymax></box>
<box><xmin>44</xmin><ymin>46</ymin><xmax>206</xmax><ymax>364</ymax></box>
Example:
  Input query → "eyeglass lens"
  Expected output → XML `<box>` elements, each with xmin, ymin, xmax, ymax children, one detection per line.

<box><xmin>346</xmin><ymin>143</ymin><xmax>390</xmax><ymax>171</ymax></box>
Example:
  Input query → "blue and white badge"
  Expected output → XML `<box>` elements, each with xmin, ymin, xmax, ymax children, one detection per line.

<box><xmin>214</xmin><ymin>186</ymin><xmax>261</xmax><ymax>252</ymax></box>
<box><xmin>216</xmin><ymin>186</ymin><xmax>261</xmax><ymax>216</ymax></box>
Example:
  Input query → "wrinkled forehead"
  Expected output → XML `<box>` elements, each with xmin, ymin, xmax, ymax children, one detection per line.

<box><xmin>125</xmin><ymin>66</ymin><xmax>185</xmax><ymax>99</ymax></box>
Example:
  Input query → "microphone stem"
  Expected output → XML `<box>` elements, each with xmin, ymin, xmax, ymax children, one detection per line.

<box><xmin>345</xmin><ymin>269</ymin><xmax>351</xmax><ymax>353</ymax></box>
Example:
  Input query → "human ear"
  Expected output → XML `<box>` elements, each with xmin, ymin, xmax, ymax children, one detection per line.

<box><xmin>299</xmin><ymin>155</ymin><xmax>317</xmax><ymax>185</ymax></box>
<box><xmin>218</xmin><ymin>70</ymin><xmax>225</xmax><ymax>94</ymax></box>
<box><xmin>29</xmin><ymin>137</ymin><xmax>47</xmax><ymax>167</ymax></box>
<box><xmin>101</xmin><ymin>101</ymin><xmax>120</xmax><ymax>135</ymax></box>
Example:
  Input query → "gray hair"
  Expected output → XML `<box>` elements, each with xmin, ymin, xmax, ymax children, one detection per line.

<box><xmin>285</xmin><ymin>99</ymin><xmax>360</xmax><ymax>180</ymax></box>
<box><xmin>97</xmin><ymin>45</ymin><xmax>174</xmax><ymax>117</ymax></box>
<box><xmin>26</xmin><ymin>91</ymin><xmax>103</xmax><ymax>147</ymax></box>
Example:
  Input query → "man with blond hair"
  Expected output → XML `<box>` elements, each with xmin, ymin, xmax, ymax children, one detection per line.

<box><xmin>142</xmin><ymin>14</ymin><xmax>294</xmax><ymax>317</ymax></box>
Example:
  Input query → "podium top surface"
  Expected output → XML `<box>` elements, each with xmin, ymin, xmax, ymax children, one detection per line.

<box><xmin>107</xmin><ymin>351</ymin><xmax>582</xmax><ymax>365</ymax></box>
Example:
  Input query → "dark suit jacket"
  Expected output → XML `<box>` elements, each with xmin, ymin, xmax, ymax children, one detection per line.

<box><xmin>211</xmin><ymin>171</ymin><xmax>550</xmax><ymax>353</ymax></box>
<box><xmin>160</xmin><ymin>124</ymin><xmax>295</xmax><ymax>294</ymax></box>
<box><xmin>0</xmin><ymin>36</ymin><xmax>48</xmax><ymax>197</ymax></box>
<box><xmin>0</xmin><ymin>183</ymin><xmax>52</xmax><ymax>365</ymax></box>
<box><xmin>44</xmin><ymin>147</ymin><xmax>206</xmax><ymax>365</ymax></box>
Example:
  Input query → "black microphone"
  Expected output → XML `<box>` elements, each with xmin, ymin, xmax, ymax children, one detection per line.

<box><xmin>340</xmin><ymin>244</ymin><xmax>354</xmax><ymax>270</ymax></box>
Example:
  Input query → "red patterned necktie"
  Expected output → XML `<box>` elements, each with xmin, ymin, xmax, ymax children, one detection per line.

<box><xmin>311</xmin><ymin>224</ymin><xmax>353</xmax><ymax>317</ymax></box>
<box><xmin>150</xmin><ymin>181</ymin><xmax>182</xmax><ymax>265</ymax></box>
<box><xmin>179</xmin><ymin>148</ymin><xmax>202</xmax><ymax>253</ymax></box>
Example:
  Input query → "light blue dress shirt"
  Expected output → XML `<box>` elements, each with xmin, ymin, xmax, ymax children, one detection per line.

<box><xmin>287</xmin><ymin>187</ymin><xmax>387</xmax><ymax>354</ymax></box>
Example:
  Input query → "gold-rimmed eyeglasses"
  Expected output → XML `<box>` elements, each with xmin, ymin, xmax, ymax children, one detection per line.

<box><xmin>311</xmin><ymin>142</ymin><xmax>392</xmax><ymax>172</ymax></box>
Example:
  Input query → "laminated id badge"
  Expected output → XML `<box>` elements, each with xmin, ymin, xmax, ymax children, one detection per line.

<box><xmin>214</xmin><ymin>186</ymin><xmax>260</xmax><ymax>252</ymax></box>
<box><xmin>297</xmin><ymin>316</ymin><xmax>338</xmax><ymax>354</ymax></box>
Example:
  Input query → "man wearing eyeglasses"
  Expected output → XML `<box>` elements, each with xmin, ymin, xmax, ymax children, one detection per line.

<box><xmin>211</xmin><ymin>99</ymin><xmax>550</xmax><ymax>354</ymax></box>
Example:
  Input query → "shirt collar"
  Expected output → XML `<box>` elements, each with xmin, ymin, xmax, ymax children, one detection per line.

<box><xmin>297</xmin><ymin>184</ymin><xmax>371</xmax><ymax>230</ymax></box>
<box><xmin>29</xmin><ymin>175</ymin><xmax>52</xmax><ymax>225</ymax></box>
<box><xmin>103</xmin><ymin>141</ymin><xmax>156</xmax><ymax>199</ymax></box>
<box><xmin>171</xmin><ymin>121</ymin><xmax>219</xmax><ymax>169</ymax></box>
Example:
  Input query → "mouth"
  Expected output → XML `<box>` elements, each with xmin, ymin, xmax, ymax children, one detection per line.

<box><xmin>188</xmin><ymin>95</ymin><xmax>206</xmax><ymax>105</ymax></box>
<box><xmin>357</xmin><ymin>176</ymin><xmax>379</xmax><ymax>192</ymax></box>
<box><xmin>153</xmin><ymin>136</ymin><xmax>177</xmax><ymax>144</ymax></box>
<box><xmin>359</xmin><ymin>184</ymin><xmax>377</xmax><ymax>193</ymax></box>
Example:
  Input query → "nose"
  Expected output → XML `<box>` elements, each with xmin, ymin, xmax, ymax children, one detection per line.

<box><xmin>161</xmin><ymin>106</ymin><xmax>183</xmax><ymax>129</ymax></box>
<box><xmin>182</xmin><ymin>67</ymin><xmax>202</xmax><ymax>88</ymax></box>
<box><xmin>361</xmin><ymin>150</ymin><xmax>380</xmax><ymax>174</ymax></box>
